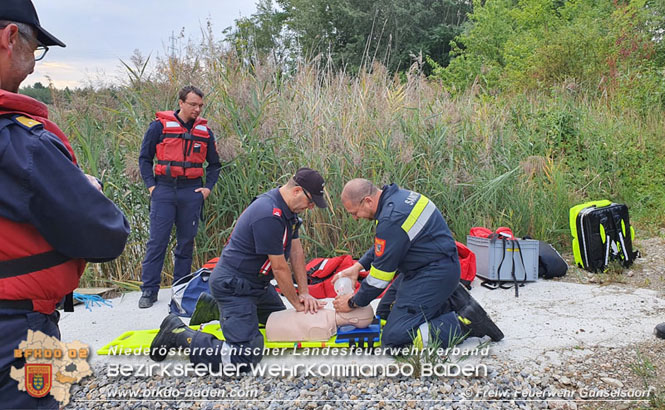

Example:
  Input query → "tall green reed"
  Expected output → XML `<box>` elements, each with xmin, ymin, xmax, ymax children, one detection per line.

<box><xmin>51</xmin><ymin>46</ymin><xmax>665</xmax><ymax>286</ymax></box>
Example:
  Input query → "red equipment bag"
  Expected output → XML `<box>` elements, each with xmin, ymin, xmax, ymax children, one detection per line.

<box><xmin>305</xmin><ymin>255</ymin><xmax>368</xmax><ymax>298</ymax></box>
<box><xmin>202</xmin><ymin>257</ymin><xmax>219</xmax><ymax>270</ymax></box>
<box><xmin>456</xmin><ymin>241</ymin><xmax>476</xmax><ymax>290</ymax></box>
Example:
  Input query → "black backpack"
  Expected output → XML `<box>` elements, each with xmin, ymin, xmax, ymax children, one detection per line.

<box><xmin>537</xmin><ymin>241</ymin><xmax>568</xmax><ymax>279</ymax></box>
<box><xmin>570</xmin><ymin>201</ymin><xmax>638</xmax><ymax>272</ymax></box>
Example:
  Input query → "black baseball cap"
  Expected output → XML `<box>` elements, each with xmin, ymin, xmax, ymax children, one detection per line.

<box><xmin>1</xmin><ymin>0</ymin><xmax>65</xmax><ymax>47</ymax></box>
<box><xmin>294</xmin><ymin>168</ymin><xmax>327</xmax><ymax>208</ymax></box>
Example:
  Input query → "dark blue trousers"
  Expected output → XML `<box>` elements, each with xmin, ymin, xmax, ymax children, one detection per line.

<box><xmin>189</xmin><ymin>265</ymin><xmax>285</xmax><ymax>369</ymax></box>
<box><xmin>380</xmin><ymin>256</ymin><xmax>462</xmax><ymax>348</ymax></box>
<box><xmin>0</xmin><ymin>310</ymin><xmax>60</xmax><ymax>409</ymax></box>
<box><xmin>141</xmin><ymin>182</ymin><xmax>203</xmax><ymax>292</ymax></box>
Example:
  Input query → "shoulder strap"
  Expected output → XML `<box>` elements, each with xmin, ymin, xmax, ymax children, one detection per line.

<box><xmin>0</xmin><ymin>250</ymin><xmax>69</xmax><ymax>279</ymax></box>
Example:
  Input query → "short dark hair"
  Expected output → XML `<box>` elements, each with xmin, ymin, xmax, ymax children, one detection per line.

<box><xmin>0</xmin><ymin>20</ymin><xmax>37</xmax><ymax>41</ymax></box>
<box><xmin>178</xmin><ymin>85</ymin><xmax>204</xmax><ymax>102</ymax></box>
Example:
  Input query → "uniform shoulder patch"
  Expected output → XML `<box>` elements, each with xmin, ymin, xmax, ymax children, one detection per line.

<box><xmin>14</xmin><ymin>115</ymin><xmax>42</xmax><ymax>129</ymax></box>
<box><xmin>374</xmin><ymin>237</ymin><xmax>386</xmax><ymax>257</ymax></box>
<box><xmin>272</xmin><ymin>207</ymin><xmax>282</xmax><ymax>217</ymax></box>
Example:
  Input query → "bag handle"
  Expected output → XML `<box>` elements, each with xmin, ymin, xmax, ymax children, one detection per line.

<box><xmin>482</xmin><ymin>235</ymin><xmax>525</xmax><ymax>296</ymax></box>
<box><xmin>511</xmin><ymin>239</ymin><xmax>528</xmax><ymax>297</ymax></box>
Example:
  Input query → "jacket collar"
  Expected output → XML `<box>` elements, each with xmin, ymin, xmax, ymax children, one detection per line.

<box><xmin>0</xmin><ymin>90</ymin><xmax>49</xmax><ymax>118</ymax></box>
<box><xmin>375</xmin><ymin>183</ymin><xmax>399</xmax><ymax>220</ymax></box>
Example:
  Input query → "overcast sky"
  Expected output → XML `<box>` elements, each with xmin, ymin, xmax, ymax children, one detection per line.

<box><xmin>30</xmin><ymin>0</ymin><xmax>257</xmax><ymax>88</ymax></box>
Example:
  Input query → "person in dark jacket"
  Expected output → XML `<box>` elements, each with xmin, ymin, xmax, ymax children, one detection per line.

<box><xmin>0</xmin><ymin>1</ymin><xmax>130</xmax><ymax>407</ymax></box>
<box><xmin>332</xmin><ymin>178</ymin><xmax>503</xmax><ymax>348</ymax></box>
<box><xmin>137</xmin><ymin>85</ymin><xmax>221</xmax><ymax>308</ymax></box>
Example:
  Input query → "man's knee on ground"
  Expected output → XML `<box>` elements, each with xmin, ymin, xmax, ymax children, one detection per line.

<box><xmin>229</xmin><ymin>333</ymin><xmax>264</xmax><ymax>366</ymax></box>
<box><xmin>381</xmin><ymin>321</ymin><xmax>415</xmax><ymax>348</ymax></box>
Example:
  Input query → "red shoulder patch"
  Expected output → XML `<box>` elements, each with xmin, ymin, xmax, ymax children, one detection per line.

<box><xmin>272</xmin><ymin>208</ymin><xmax>282</xmax><ymax>217</ymax></box>
<box><xmin>374</xmin><ymin>237</ymin><xmax>386</xmax><ymax>257</ymax></box>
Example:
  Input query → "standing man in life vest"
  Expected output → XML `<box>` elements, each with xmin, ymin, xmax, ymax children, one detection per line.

<box><xmin>332</xmin><ymin>179</ymin><xmax>503</xmax><ymax>348</ymax></box>
<box><xmin>138</xmin><ymin>86</ymin><xmax>221</xmax><ymax>308</ymax></box>
<box><xmin>0</xmin><ymin>1</ymin><xmax>130</xmax><ymax>407</ymax></box>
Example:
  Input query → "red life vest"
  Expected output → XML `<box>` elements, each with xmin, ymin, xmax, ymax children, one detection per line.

<box><xmin>0</xmin><ymin>90</ymin><xmax>86</xmax><ymax>314</ymax></box>
<box><xmin>154</xmin><ymin>111</ymin><xmax>210</xmax><ymax>179</ymax></box>
<box><xmin>305</xmin><ymin>255</ymin><xmax>369</xmax><ymax>299</ymax></box>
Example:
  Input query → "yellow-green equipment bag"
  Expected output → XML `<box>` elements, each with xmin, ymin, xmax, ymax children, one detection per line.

<box><xmin>569</xmin><ymin>200</ymin><xmax>637</xmax><ymax>272</ymax></box>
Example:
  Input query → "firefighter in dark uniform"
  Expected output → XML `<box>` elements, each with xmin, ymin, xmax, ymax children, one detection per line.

<box><xmin>138</xmin><ymin>85</ymin><xmax>221</xmax><ymax>308</ymax></box>
<box><xmin>333</xmin><ymin>178</ymin><xmax>503</xmax><ymax>348</ymax></box>
<box><xmin>0</xmin><ymin>2</ymin><xmax>130</xmax><ymax>407</ymax></box>
<box><xmin>150</xmin><ymin>168</ymin><xmax>327</xmax><ymax>369</ymax></box>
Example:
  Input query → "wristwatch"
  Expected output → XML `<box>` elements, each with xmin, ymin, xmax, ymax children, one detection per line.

<box><xmin>347</xmin><ymin>297</ymin><xmax>357</xmax><ymax>309</ymax></box>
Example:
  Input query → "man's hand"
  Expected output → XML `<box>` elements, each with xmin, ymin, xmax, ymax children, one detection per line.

<box><xmin>332</xmin><ymin>262</ymin><xmax>363</xmax><ymax>288</ymax></box>
<box><xmin>299</xmin><ymin>293</ymin><xmax>326</xmax><ymax>314</ymax></box>
<box><xmin>148</xmin><ymin>185</ymin><xmax>155</xmax><ymax>195</ymax></box>
<box><xmin>333</xmin><ymin>293</ymin><xmax>354</xmax><ymax>313</ymax></box>
<box><xmin>85</xmin><ymin>174</ymin><xmax>102</xmax><ymax>191</ymax></box>
<box><xmin>293</xmin><ymin>301</ymin><xmax>306</xmax><ymax>312</ymax></box>
<box><xmin>195</xmin><ymin>187</ymin><xmax>211</xmax><ymax>199</ymax></box>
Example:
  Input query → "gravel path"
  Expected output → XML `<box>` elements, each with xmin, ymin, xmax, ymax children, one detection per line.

<box><xmin>64</xmin><ymin>237</ymin><xmax>665</xmax><ymax>409</ymax></box>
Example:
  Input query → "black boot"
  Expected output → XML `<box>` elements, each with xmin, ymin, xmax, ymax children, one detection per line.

<box><xmin>190</xmin><ymin>293</ymin><xmax>220</xmax><ymax>326</ymax></box>
<box><xmin>449</xmin><ymin>284</ymin><xmax>504</xmax><ymax>342</ymax></box>
<box><xmin>138</xmin><ymin>289</ymin><xmax>158</xmax><ymax>309</ymax></box>
<box><xmin>150</xmin><ymin>314</ymin><xmax>196</xmax><ymax>362</ymax></box>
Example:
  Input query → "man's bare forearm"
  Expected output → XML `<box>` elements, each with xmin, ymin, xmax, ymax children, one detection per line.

<box><xmin>290</xmin><ymin>240</ymin><xmax>309</xmax><ymax>294</ymax></box>
<box><xmin>272</xmin><ymin>265</ymin><xmax>301</xmax><ymax>308</ymax></box>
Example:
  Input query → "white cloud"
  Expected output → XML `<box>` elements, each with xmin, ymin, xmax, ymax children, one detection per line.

<box><xmin>29</xmin><ymin>58</ymin><xmax>124</xmax><ymax>89</ymax></box>
<box><xmin>30</xmin><ymin>0</ymin><xmax>257</xmax><ymax>88</ymax></box>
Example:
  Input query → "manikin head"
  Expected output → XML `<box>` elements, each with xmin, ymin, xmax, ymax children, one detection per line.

<box><xmin>334</xmin><ymin>305</ymin><xmax>374</xmax><ymax>328</ymax></box>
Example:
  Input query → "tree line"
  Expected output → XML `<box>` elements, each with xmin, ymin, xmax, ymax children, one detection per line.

<box><xmin>225</xmin><ymin>0</ymin><xmax>664</xmax><ymax>105</ymax></box>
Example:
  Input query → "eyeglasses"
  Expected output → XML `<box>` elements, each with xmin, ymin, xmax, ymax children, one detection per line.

<box><xmin>184</xmin><ymin>101</ymin><xmax>204</xmax><ymax>109</ymax></box>
<box><xmin>33</xmin><ymin>43</ymin><xmax>49</xmax><ymax>61</ymax></box>
<box><xmin>296</xmin><ymin>184</ymin><xmax>314</xmax><ymax>205</ymax></box>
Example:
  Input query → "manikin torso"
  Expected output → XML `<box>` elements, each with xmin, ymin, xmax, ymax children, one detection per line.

<box><xmin>265</xmin><ymin>306</ymin><xmax>375</xmax><ymax>341</ymax></box>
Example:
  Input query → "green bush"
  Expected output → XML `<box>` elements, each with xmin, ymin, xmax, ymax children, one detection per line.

<box><xmin>20</xmin><ymin>82</ymin><xmax>52</xmax><ymax>104</ymax></box>
<box><xmin>433</xmin><ymin>0</ymin><xmax>664</xmax><ymax>106</ymax></box>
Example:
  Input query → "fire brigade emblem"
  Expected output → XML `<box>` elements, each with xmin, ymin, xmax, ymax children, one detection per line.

<box><xmin>374</xmin><ymin>238</ymin><xmax>386</xmax><ymax>257</ymax></box>
<box><xmin>25</xmin><ymin>364</ymin><xmax>52</xmax><ymax>398</ymax></box>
